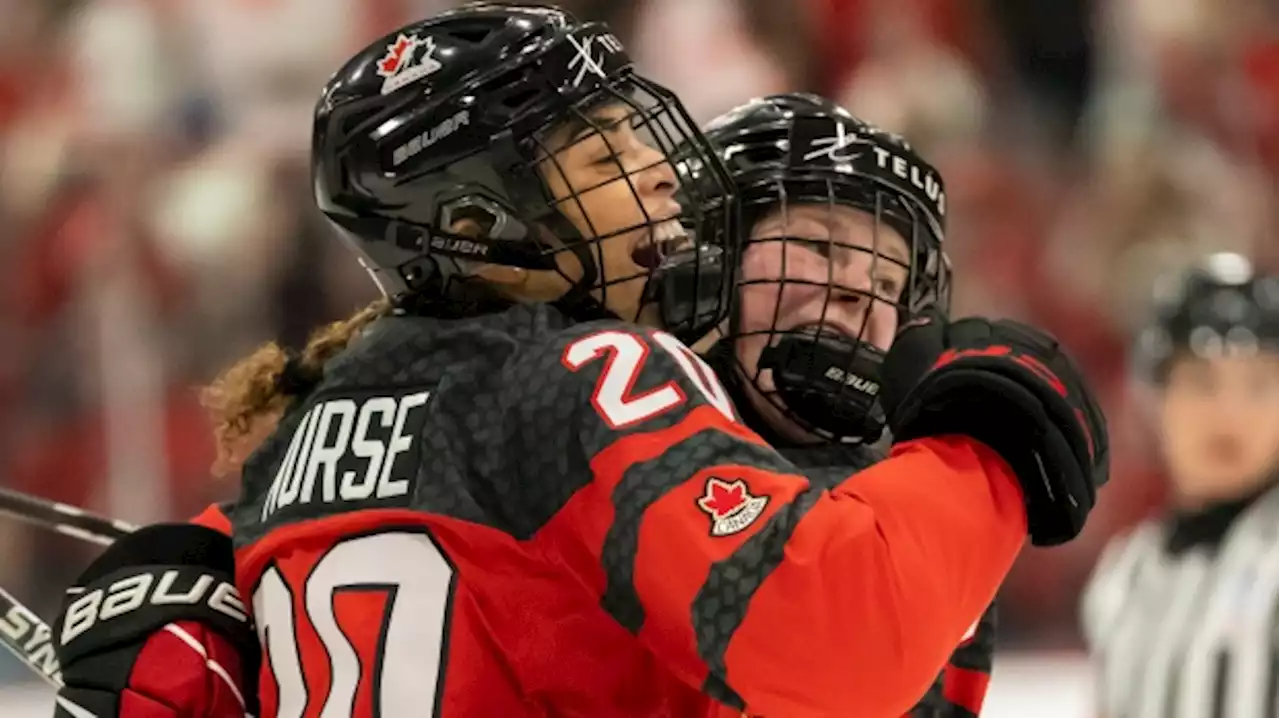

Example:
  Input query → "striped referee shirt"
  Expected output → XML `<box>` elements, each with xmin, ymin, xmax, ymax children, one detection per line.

<box><xmin>1082</xmin><ymin>484</ymin><xmax>1278</xmax><ymax>718</ymax></box>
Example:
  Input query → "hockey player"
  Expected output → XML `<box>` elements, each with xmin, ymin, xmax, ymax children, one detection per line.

<box><xmin>694</xmin><ymin>92</ymin><xmax>997</xmax><ymax>716</ymax></box>
<box><xmin>50</xmin><ymin>5</ymin><xmax>1107</xmax><ymax>718</ymax></box>
<box><xmin>1081</xmin><ymin>253</ymin><xmax>1277</xmax><ymax>718</ymax></box>
<box><xmin>694</xmin><ymin>92</ymin><xmax>1000</xmax><ymax>718</ymax></box>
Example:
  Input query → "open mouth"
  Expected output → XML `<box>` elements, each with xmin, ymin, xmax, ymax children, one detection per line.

<box><xmin>630</xmin><ymin>218</ymin><xmax>693</xmax><ymax>269</ymax></box>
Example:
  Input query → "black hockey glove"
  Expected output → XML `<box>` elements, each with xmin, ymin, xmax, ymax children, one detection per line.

<box><xmin>879</xmin><ymin>311</ymin><xmax>1110</xmax><ymax>546</ymax></box>
<box><xmin>51</xmin><ymin>523</ymin><xmax>258</xmax><ymax>718</ymax></box>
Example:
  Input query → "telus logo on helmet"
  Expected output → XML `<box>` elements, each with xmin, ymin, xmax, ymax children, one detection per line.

<box><xmin>791</xmin><ymin>115</ymin><xmax>946</xmax><ymax>222</ymax></box>
<box><xmin>802</xmin><ymin>123</ymin><xmax>875</xmax><ymax>164</ymax></box>
<box><xmin>869</xmin><ymin>146</ymin><xmax>946</xmax><ymax>219</ymax></box>
<box><xmin>375</xmin><ymin>33</ymin><xmax>443</xmax><ymax>95</ymax></box>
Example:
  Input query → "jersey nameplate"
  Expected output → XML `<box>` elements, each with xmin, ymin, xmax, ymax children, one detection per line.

<box><xmin>261</xmin><ymin>389</ymin><xmax>432</xmax><ymax>522</ymax></box>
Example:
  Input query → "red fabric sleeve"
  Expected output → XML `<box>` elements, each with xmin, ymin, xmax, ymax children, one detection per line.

<box><xmin>526</xmin><ymin>324</ymin><xmax>1027</xmax><ymax>718</ymax></box>
<box><xmin>189</xmin><ymin>504</ymin><xmax>232</xmax><ymax>536</ymax></box>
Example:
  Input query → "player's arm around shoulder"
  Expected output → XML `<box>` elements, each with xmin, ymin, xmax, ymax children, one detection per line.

<box><xmin>502</xmin><ymin>320</ymin><xmax>1027</xmax><ymax>718</ymax></box>
<box><xmin>917</xmin><ymin>600</ymin><xmax>998</xmax><ymax>718</ymax></box>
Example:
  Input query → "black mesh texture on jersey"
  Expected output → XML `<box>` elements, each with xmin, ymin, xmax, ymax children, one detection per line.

<box><xmin>597</xmin><ymin>430</ymin><xmax>796</xmax><ymax>633</ymax></box>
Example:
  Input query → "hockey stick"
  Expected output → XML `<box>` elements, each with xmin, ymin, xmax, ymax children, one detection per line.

<box><xmin>0</xmin><ymin>487</ymin><xmax>130</xmax><ymax>688</ymax></box>
<box><xmin>0</xmin><ymin>486</ymin><xmax>136</xmax><ymax>546</ymax></box>
<box><xmin>0</xmin><ymin>495</ymin><xmax>250</xmax><ymax>717</ymax></box>
<box><xmin>0</xmin><ymin>487</ymin><xmax>121</xmax><ymax>690</ymax></box>
<box><xmin>0</xmin><ymin>585</ymin><xmax>62</xmax><ymax>687</ymax></box>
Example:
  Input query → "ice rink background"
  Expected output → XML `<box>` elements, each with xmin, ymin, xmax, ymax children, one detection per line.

<box><xmin>2</xmin><ymin>652</ymin><xmax>1095</xmax><ymax>717</ymax></box>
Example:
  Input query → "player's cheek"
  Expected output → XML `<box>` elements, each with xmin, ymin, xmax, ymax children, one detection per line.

<box><xmin>736</xmin><ymin>285</ymin><xmax>774</xmax><ymax>336</ymax></box>
<box><xmin>629</xmin><ymin>466</ymin><xmax>808</xmax><ymax>685</ymax></box>
<box><xmin>869</xmin><ymin>302</ymin><xmax>899</xmax><ymax>352</ymax></box>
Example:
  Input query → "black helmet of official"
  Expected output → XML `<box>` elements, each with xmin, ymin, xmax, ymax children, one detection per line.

<box><xmin>311</xmin><ymin>2</ymin><xmax>736</xmax><ymax>342</ymax></box>
<box><xmin>701</xmin><ymin>93</ymin><xmax>950</xmax><ymax>443</ymax></box>
<box><xmin>1136</xmin><ymin>252</ymin><xmax>1279</xmax><ymax>382</ymax></box>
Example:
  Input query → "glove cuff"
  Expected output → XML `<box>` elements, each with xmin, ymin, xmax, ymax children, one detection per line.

<box><xmin>54</xmin><ymin>525</ymin><xmax>253</xmax><ymax>667</ymax></box>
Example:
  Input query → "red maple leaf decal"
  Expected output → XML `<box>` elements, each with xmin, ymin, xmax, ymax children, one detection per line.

<box><xmin>698</xmin><ymin>479</ymin><xmax>746</xmax><ymax>518</ymax></box>
<box><xmin>377</xmin><ymin>35</ymin><xmax>415</xmax><ymax>77</ymax></box>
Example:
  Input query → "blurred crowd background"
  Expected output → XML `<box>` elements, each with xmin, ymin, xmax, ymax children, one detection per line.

<box><xmin>0</xmin><ymin>0</ymin><xmax>1275</xmax><ymax>696</ymax></box>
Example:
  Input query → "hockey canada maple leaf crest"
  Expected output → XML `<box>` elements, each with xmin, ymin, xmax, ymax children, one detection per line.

<box><xmin>697</xmin><ymin>477</ymin><xmax>769</xmax><ymax>537</ymax></box>
<box><xmin>374</xmin><ymin>33</ymin><xmax>443</xmax><ymax>95</ymax></box>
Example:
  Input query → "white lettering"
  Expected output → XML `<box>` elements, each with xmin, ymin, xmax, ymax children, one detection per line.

<box><xmin>263</xmin><ymin>391</ymin><xmax>432</xmax><ymax>520</ymax></box>
<box><xmin>99</xmin><ymin>574</ymin><xmax>152</xmax><ymax>622</ymax></box>
<box><xmin>262</xmin><ymin>412</ymin><xmax>308</xmax><ymax>521</ymax></box>
<box><xmin>60</xmin><ymin>592</ymin><xmax>102</xmax><ymax>645</ymax></box>
<box><xmin>299</xmin><ymin>400</ymin><xmax>357</xmax><ymax>506</ymax></box>
<box><xmin>23</xmin><ymin>622</ymin><xmax>50</xmax><ymax>652</ymax></box>
<box><xmin>392</xmin><ymin>110</ymin><xmax>471</xmax><ymax>166</ymax></box>
<box><xmin>59</xmin><ymin>572</ymin><xmax>247</xmax><ymax>648</ymax></box>
<box><xmin>341</xmin><ymin>398</ymin><xmax>396</xmax><ymax>500</ymax></box>
<box><xmin>209</xmin><ymin>581</ymin><xmax>249</xmax><ymax>623</ymax></box>
<box><xmin>823</xmin><ymin>366</ymin><xmax>880</xmax><ymax>396</ymax></box>
<box><xmin>379</xmin><ymin>392</ymin><xmax>431</xmax><ymax>499</ymax></box>
<box><xmin>3</xmin><ymin>604</ymin><xmax>63</xmax><ymax>682</ymax></box>
<box><xmin>27</xmin><ymin>640</ymin><xmax>58</xmax><ymax>679</ymax></box>
<box><xmin>152</xmin><ymin>571</ymin><xmax>212</xmax><ymax>605</ymax></box>
<box><xmin>871</xmin><ymin>146</ymin><xmax>946</xmax><ymax>220</ymax></box>
<box><xmin>429</xmin><ymin>236</ymin><xmax>490</xmax><ymax>258</ymax></box>
<box><xmin>279</xmin><ymin>408</ymin><xmax>322</xmax><ymax>510</ymax></box>
<box><xmin>0</xmin><ymin>606</ymin><xmax>32</xmax><ymax>641</ymax></box>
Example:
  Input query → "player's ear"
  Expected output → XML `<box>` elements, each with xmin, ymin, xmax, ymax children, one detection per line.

<box><xmin>467</xmin><ymin>221</ymin><xmax>581</xmax><ymax>303</ymax></box>
<box><xmin>471</xmin><ymin>264</ymin><xmax>527</xmax><ymax>289</ymax></box>
<box><xmin>472</xmin><ymin>263</ymin><xmax>526</xmax><ymax>288</ymax></box>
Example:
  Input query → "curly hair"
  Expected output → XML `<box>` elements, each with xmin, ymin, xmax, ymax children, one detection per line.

<box><xmin>201</xmin><ymin>298</ymin><xmax>392</xmax><ymax>476</ymax></box>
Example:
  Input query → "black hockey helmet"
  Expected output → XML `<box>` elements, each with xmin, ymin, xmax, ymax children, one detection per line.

<box><xmin>311</xmin><ymin>2</ymin><xmax>736</xmax><ymax>341</ymax></box>
<box><xmin>701</xmin><ymin>93</ymin><xmax>950</xmax><ymax>443</ymax></box>
<box><xmin>1136</xmin><ymin>252</ymin><xmax>1279</xmax><ymax>382</ymax></box>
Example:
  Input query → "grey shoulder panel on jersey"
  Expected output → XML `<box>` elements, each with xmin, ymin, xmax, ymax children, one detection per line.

<box><xmin>230</xmin><ymin>304</ymin><xmax>576</xmax><ymax>547</ymax></box>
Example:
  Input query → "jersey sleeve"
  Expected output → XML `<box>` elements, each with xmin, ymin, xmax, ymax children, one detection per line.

<box><xmin>906</xmin><ymin>601</ymin><xmax>997</xmax><ymax>718</ymax></box>
<box><xmin>503</xmin><ymin>321</ymin><xmax>1028</xmax><ymax>718</ymax></box>
<box><xmin>189</xmin><ymin>502</ymin><xmax>234</xmax><ymax>536</ymax></box>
